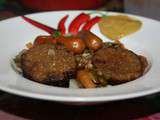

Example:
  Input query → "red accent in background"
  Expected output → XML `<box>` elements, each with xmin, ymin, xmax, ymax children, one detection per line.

<box><xmin>19</xmin><ymin>0</ymin><xmax>106</xmax><ymax>11</ymax></box>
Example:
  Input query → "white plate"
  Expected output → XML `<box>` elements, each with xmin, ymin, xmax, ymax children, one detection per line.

<box><xmin>0</xmin><ymin>10</ymin><xmax>159</xmax><ymax>104</ymax></box>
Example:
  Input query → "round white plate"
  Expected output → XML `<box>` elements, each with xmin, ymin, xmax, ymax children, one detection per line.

<box><xmin>0</xmin><ymin>10</ymin><xmax>159</xmax><ymax>104</ymax></box>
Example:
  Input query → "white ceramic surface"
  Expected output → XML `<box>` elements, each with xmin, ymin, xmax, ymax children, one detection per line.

<box><xmin>0</xmin><ymin>11</ymin><xmax>159</xmax><ymax>103</ymax></box>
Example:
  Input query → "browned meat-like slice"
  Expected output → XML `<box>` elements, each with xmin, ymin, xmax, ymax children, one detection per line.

<box><xmin>92</xmin><ymin>46</ymin><xmax>147</xmax><ymax>84</ymax></box>
<box><xmin>21</xmin><ymin>44</ymin><xmax>76</xmax><ymax>87</ymax></box>
<box><xmin>139</xmin><ymin>55</ymin><xmax>148</xmax><ymax>73</ymax></box>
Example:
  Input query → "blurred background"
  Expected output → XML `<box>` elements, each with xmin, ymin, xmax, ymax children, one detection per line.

<box><xmin>0</xmin><ymin>0</ymin><xmax>123</xmax><ymax>20</ymax></box>
<box><xmin>0</xmin><ymin>0</ymin><xmax>160</xmax><ymax>20</ymax></box>
<box><xmin>0</xmin><ymin>0</ymin><xmax>124</xmax><ymax>12</ymax></box>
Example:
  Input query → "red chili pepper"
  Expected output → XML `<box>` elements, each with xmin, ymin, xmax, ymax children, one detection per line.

<box><xmin>58</xmin><ymin>15</ymin><xmax>68</xmax><ymax>35</ymax></box>
<box><xmin>21</xmin><ymin>16</ymin><xmax>57</xmax><ymax>35</ymax></box>
<box><xmin>69</xmin><ymin>13</ymin><xmax>90</xmax><ymax>35</ymax></box>
<box><xmin>82</xmin><ymin>16</ymin><xmax>101</xmax><ymax>30</ymax></box>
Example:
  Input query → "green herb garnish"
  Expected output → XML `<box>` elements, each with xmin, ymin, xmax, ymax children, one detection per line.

<box><xmin>52</xmin><ymin>31</ymin><xmax>61</xmax><ymax>38</ymax></box>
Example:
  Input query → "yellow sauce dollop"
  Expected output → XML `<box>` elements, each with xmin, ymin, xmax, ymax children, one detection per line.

<box><xmin>98</xmin><ymin>15</ymin><xmax>142</xmax><ymax>40</ymax></box>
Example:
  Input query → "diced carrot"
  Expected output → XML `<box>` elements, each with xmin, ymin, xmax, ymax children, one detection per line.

<box><xmin>76</xmin><ymin>69</ymin><xmax>96</xmax><ymax>88</ymax></box>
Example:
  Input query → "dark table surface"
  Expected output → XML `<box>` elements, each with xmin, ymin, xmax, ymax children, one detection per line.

<box><xmin>0</xmin><ymin>92</ymin><xmax>160</xmax><ymax>120</ymax></box>
<box><xmin>1</xmin><ymin>91</ymin><xmax>160</xmax><ymax>120</ymax></box>
<box><xmin>0</xmin><ymin>3</ymin><xmax>160</xmax><ymax>119</ymax></box>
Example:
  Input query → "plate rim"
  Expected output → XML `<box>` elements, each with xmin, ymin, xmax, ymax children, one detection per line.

<box><xmin>0</xmin><ymin>10</ymin><xmax>160</xmax><ymax>102</ymax></box>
